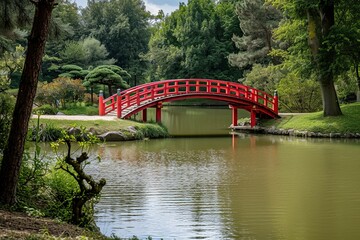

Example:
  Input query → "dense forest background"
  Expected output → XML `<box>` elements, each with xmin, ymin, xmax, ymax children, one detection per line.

<box><xmin>1</xmin><ymin>0</ymin><xmax>359</xmax><ymax>113</ymax></box>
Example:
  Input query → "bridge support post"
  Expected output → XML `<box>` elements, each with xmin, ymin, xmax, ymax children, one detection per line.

<box><xmin>99</xmin><ymin>90</ymin><xmax>105</xmax><ymax>116</ymax></box>
<box><xmin>142</xmin><ymin>109</ymin><xmax>147</xmax><ymax>122</ymax></box>
<box><xmin>250</xmin><ymin>107</ymin><xmax>257</xmax><ymax>128</ymax></box>
<box><xmin>274</xmin><ymin>90</ymin><xmax>278</xmax><ymax>114</ymax></box>
<box><xmin>230</xmin><ymin>105</ymin><xmax>238</xmax><ymax>127</ymax></box>
<box><xmin>156</xmin><ymin>102</ymin><xmax>163</xmax><ymax>123</ymax></box>
<box><xmin>116</xmin><ymin>89</ymin><xmax>122</xmax><ymax>118</ymax></box>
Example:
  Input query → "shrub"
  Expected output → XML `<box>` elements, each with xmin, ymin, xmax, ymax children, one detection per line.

<box><xmin>84</xmin><ymin>93</ymin><xmax>99</xmax><ymax>105</ymax></box>
<box><xmin>33</xmin><ymin>104</ymin><xmax>58</xmax><ymax>115</ymax></box>
<box><xmin>0</xmin><ymin>93</ymin><xmax>15</xmax><ymax>152</ymax></box>
<box><xmin>36</xmin><ymin>77</ymin><xmax>86</xmax><ymax>108</ymax></box>
<box><xmin>44</xmin><ymin>170</ymin><xmax>79</xmax><ymax>222</ymax></box>
<box><xmin>28</xmin><ymin>123</ymin><xmax>63</xmax><ymax>142</ymax></box>
<box><xmin>136</xmin><ymin>123</ymin><xmax>169</xmax><ymax>139</ymax></box>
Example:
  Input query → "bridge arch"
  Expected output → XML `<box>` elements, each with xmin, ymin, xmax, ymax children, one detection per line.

<box><xmin>98</xmin><ymin>79</ymin><xmax>279</xmax><ymax>127</ymax></box>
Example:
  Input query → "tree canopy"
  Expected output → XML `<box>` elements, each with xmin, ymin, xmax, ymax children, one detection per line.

<box><xmin>83</xmin><ymin>65</ymin><xmax>131</xmax><ymax>96</ymax></box>
<box><xmin>145</xmin><ymin>0</ymin><xmax>242</xmax><ymax>81</ymax></box>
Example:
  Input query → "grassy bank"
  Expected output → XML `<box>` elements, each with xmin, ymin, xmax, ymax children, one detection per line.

<box><xmin>262</xmin><ymin>102</ymin><xmax>360</xmax><ymax>134</ymax></box>
<box><xmin>29</xmin><ymin>117</ymin><xmax>169</xmax><ymax>141</ymax></box>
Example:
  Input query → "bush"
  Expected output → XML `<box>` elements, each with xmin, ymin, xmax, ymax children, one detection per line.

<box><xmin>60</xmin><ymin>105</ymin><xmax>99</xmax><ymax>115</ymax></box>
<box><xmin>136</xmin><ymin>123</ymin><xmax>169</xmax><ymax>139</ymax></box>
<box><xmin>34</xmin><ymin>104</ymin><xmax>58</xmax><ymax>115</ymax></box>
<box><xmin>0</xmin><ymin>93</ymin><xmax>15</xmax><ymax>152</ymax></box>
<box><xmin>44</xmin><ymin>170</ymin><xmax>79</xmax><ymax>222</ymax></box>
<box><xmin>36</xmin><ymin>77</ymin><xmax>86</xmax><ymax>108</ymax></box>
<box><xmin>84</xmin><ymin>93</ymin><xmax>99</xmax><ymax>105</ymax></box>
<box><xmin>28</xmin><ymin>123</ymin><xmax>63</xmax><ymax>142</ymax></box>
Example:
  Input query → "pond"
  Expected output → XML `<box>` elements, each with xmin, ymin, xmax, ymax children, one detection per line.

<box><xmin>85</xmin><ymin>107</ymin><xmax>360</xmax><ymax>239</ymax></box>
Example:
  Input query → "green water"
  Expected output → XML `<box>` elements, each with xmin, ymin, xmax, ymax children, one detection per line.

<box><xmin>88</xmin><ymin>107</ymin><xmax>360</xmax><ymax>239</ymax></box>
<box><xmin>134</xmin><ymin>105</ymin><xmax>249</xmax><ymax>136</ymax></box>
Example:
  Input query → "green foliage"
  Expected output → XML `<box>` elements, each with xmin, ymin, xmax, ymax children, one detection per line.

<box><xmin>84</xmin><ymin>65</ymin><xmax>130</xmax><ymax>96</ymax></box>
<box><xmin>45</xmin><ymin>169</ymin><xmax>79</xmax><ymax>222</ymax></box>
<box><xmin>60</xmin><ymin>104</ymin><xmax>99</xmax><ymax>116</ymax></box>
<box><xmin>134</xmin><ymin>123</ymin><xmax>169</xmax><ymax>139</ymax></box>
<box><xmin>27</xmin><ymin>123</ymin><xmax>63</xmax><ymax>142</ymax></box>
<box><xmin>277</xmin><ymin>72</ymin><xmax>322</xmax><ymax>112</ymax></box>
<box><xmin>145</xmin><ymin>0</ymin><xmax>242</xmax><ymax>81</ymax></box>
<box><xmin>59</xmin><ymin>37</ymin><xmax>115</xmax><ymax>69</ymax></box>
<box><xmin>0</xmin><ymin>93</ymin><xmax>15</xmax><ymax>152</ymax></box>
<box><xmin>33</xmin><ymin>104</ymin><xmax>58</xmax><ymax>115</ymax></box>
<box><xmin>82</xmin><ymin>0</ymin><xmax>151</xmax><ymax>85</ymax></box>
<box><xmin>242</xmin><ymin>64</ymin><xmax>279</xmax><ymax>92</ymax></box>
<box><xmin>17</xmin><ymin>147</ymin><xmax>50</xmax><ymax>213</ymax></box>
<box><xmin>51</xmin><ymin>129</ymin><xmax>105</xmax><ymax>227</ymax></box>
<box><xmin>0</xmin><ymin>0</ymin><xmax>31</xmax><ymax>36</ymax></box>
<box><xmin>229</xmin><ymin>0</ymin><xmax>282</xmax><ymax>70</ymax></box>
<box><xmin>36</xmin><ymin>77</ymin><xmax>86</xmax><ymax>107</ymax></box>
<box><xmin>0</xmin><ymin>45</ymin><xmax>25</xmax><ymax>90</ymax></box>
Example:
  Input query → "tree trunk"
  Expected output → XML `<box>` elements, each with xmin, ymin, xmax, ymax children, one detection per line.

<box><xmin>355</xmin><ymin>63</ymin><xmax>360</xmax><ymax>102</ymax></box>
<box><xmin>108</xmin><ymin>84</ymin><xmax>113</xmax><ymax>96</ymax></box>
<box><xmin>320</xmin><ymin>79</ymin><xmax>342</xmax><ymax>116</ymax></box>
<box><xmin>72</xmin><ymin>196</ymin><xmax>87</xmax><ymax>225</ymax></box>
<box><xmin>306</xmin><ymin>1</ymin><xmax>342</xmax><ymax>116</ymax></box>
<box><xmin>0</xmin><ymin>0</ymin><xmax>55</xmax><ymax>205</ymax></box>
<box><xmin>90</xmin><ymin>87</ymin><xmax>94</xmax><ymax>104</ymax></box>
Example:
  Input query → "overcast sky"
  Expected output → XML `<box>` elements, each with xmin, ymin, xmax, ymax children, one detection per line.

<box><xmin>73</xmin><ymin>0</ymin><xmax>188</xmax><ymax>14</ymax></box>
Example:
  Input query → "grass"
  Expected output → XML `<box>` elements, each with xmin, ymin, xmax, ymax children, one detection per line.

<box><xmin>28</xmin><ymin>118</ymin><xmax>169</xmax><ymax>140</ymax></box>
<box><xmin>29</xmin><ymin>119</ymin><xmax>141</xmax><ymax>133</ymax></box>
<box><xmin>262</xmin><ymin>102</ymin><xmax>360</xmax><ymax>134</ymax></box>
<box><xmin>60</xmin><ymin>105</ymin><xmax>99</xmax><ymax>115</ymax></box>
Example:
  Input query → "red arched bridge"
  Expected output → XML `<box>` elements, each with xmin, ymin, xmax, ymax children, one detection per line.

<box><xmin>98</xmin><ymin>79</ymin><xmax>279</xmax><ymax>127</ymax></box>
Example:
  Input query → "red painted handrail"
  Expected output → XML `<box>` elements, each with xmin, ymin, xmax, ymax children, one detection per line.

<box><xmin>98</xmin><ymin>79</ymin><xmax>279</xmax><ymax>118</ymax></box>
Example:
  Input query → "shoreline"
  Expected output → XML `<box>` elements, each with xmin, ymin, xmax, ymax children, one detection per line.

<box><xmin>231</xmin><ymin>125</ymin><xmax>360</xmax><ymax>139</ymax></box>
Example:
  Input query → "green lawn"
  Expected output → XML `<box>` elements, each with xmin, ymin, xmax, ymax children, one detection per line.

<box><xmin>263</xmin><ymin>102</ymin><xmax>360</xmax><ymax>133</ymax></box>
<box><xmin>29</xmin><ymin>118</ymin><xmax>163</xmax><ymax>135</ymax></box>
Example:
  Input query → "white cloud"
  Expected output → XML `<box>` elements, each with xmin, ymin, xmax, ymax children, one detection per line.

<box><xmin>143</xmin><ymin>0</ymin><xmax>179</xmax><ymax>15</ymax></box>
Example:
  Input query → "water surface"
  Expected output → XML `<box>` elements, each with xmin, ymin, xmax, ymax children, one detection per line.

<box><xmin>91</xmin><ymin>135</ymin><xmax>360</xmax><ymax>239</ymax></box>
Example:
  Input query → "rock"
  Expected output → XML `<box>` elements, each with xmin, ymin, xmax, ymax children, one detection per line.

<box><xmin>98</xmin><ymin>131</ymin><xmax>127</xmax><ymax>141</ymax></box>
<box><xmin>68</xmin><ymin>127</ymin><xmax>81</xmax><ymax>135</ymax></box>
<box><xmin>127</xmin><ymin>126</ymin><xmax>138</xmax><ymax>134</ymax></box>
<box><xmin>330</xmin><ymin>132</ymin><xmax>341</xmax><ymax>138</ymax></box>
<box><xmin>288</xmin><ymin>129</ymin><xmax>295</xmax><ymax>136</ymax></box>
<box><xmin>89</xmin><ymin>127</ymin><xmax>98</xmax><ymax>135</ymax></box>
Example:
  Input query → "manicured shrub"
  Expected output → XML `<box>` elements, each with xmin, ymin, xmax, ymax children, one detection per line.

<box><xmin>33</xmin><ymin>104</ymin><xmax>58</xmax><ymax>115</ymax></box>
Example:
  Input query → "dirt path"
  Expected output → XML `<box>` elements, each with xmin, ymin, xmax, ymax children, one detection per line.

<box><xmin>33</xmin><ymin>114</ymin><xmax>119</xmax><ymax>121</ymax></box>
<box><xmin>0</xmin><ymin>210</ymin><xmax>106</xmax><ymax>239</ymax></box>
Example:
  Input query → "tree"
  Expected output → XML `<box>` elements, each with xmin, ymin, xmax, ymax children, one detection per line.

<box><xmin>228</xmin><ymin>0</ymin><xmax>282</xmax><ymax>70</ymax></box>
<box><xmin>84</xmin><ymin>65</ymin><xmax>130</xmax><ymax>96</ymax></box>
<box><xmin>0</xmin><ymin>0</ymin><xmax>31</xmax><ymax>54</ymax></box>
<box><xmin>329</xmin><ymin>1</ymin><xmax>360</xmax><ymax>101</ymax></box>
<box><xmin>0</xmin><ymin>0</ymin><xmax>56</xmax><ymax>205</ymax></box>
<box><xmin>59</xmin><ymin>37</ymin><xmax>115</xmax><ymax>68</ymax></box>
<box><xmin>145</xmin><ymin>0</ymin><xmax>243</xmax><ymax>81</ymax></box>
<box><xmin>58</xmin><ymin>64</ymin><xmax>89</xmax><ymax>79</ymax></box>
<box><xmin>0</xmin><ymin>45</ymin><xmax>25</xmax><ymax>91</ymax></box>
<box><xmin>82</xmin><ymin>0</ymin><xmax>151</xmax><ymax>85</ymax></box>
<box><xmin>51</xmin><ymin>131</ymin><xmax>106</xmax><ymax>225</ymax></box>
<box><xmin>269</xmin><ymin>0</ymin><xmax>342</xmax><ymax>116</ymax></box>
<box><xmin>36</xmin><ymin>77</ymin><xmax>86</xmax><ymax>107</ymax></box>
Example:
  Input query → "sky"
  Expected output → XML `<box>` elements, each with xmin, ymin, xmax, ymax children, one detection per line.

<box><xmin>73</xmin><ymin>0</ymin><xmax>188</xmax><ymax>15</ymax></box>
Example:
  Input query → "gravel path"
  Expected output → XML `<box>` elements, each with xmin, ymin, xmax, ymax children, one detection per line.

<box><xmin>32</xmin><ymin>115</ymin><xmax>119</xmax><ymax>121</ymax></box>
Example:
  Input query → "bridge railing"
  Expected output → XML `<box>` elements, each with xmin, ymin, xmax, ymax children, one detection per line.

<box><xmin>99</xmin><ymin>79</ymin><xmax>278</xmax><ymax>117</ymax></box>
<box><xmin>98</xmin><ymin>91</ymin><xmax>117</xmax><ymax>116</ymax></box>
